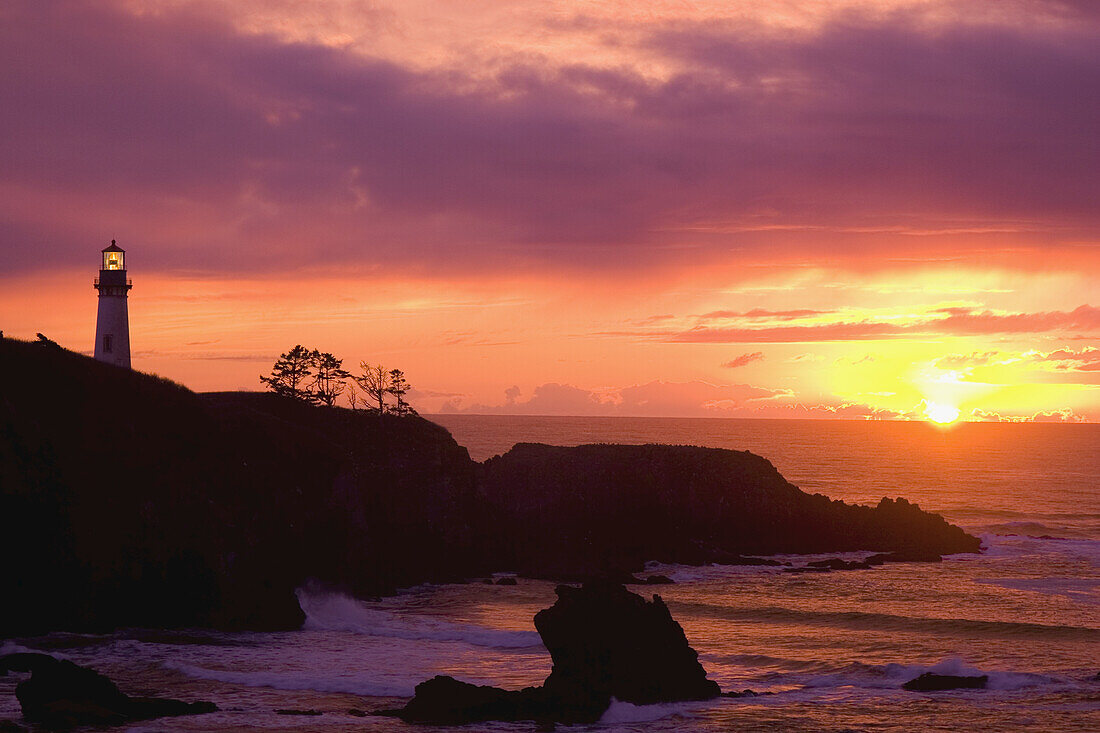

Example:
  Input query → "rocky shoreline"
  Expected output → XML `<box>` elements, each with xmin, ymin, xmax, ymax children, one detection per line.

<box><xmin>0</xmin><ymin>653</ymin><xmax>216</xmax><ymax>729</ymax></box>
<box><xmin>3</xmin><ymin>337</ymin><xmax>979</xmax><ymax>638</ymax></box>
<box><xmin>380</xmin><ymin>583</ymin><xmax>720</xmax><ymax>725</ymax></box>
<box><xmin>7</xmin><ymin>580</ymin><xmax>1079</xmax><ymax>731</ymax></box>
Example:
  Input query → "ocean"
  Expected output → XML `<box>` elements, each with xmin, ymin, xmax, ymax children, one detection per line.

<box><xmin>3</xmin><ymin>417</ymin><xmax>1098</xmax><ymax>731</ymax></box>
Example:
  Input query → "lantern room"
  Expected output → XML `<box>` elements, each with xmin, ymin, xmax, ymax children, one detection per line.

<box><xmin>93</xmin><ymin>239</ymin><xmax>133</xmax><ymax>369</ymax></box>
<box><xmin>102</xmin><ymin>240</ymin><xmax>125</xmax><ymax>271</ymax></box>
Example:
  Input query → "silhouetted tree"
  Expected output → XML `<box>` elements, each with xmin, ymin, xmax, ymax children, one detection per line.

<box><xmin>260</xmin><ymin>345</ymin><xmax>314</xmax><ymax>401</ymax></box>
<box><xmin>346</xmin><ymin>381</ymin><xmax>360</xmax><ymax>410</ymax></box>
<box><xmin>389</xmin><ymin>369</ymin><xmax>416</xmax><ymax>416</ymax></box>
<box><xmin>355</xmin><ymin>362</ymin><xmax>389</xmax><ymax>415</ymax></box>
<box><xmin>310</xmin><ymin>350</ymin><xmax>350</xmax><ymax>407</ymax></box>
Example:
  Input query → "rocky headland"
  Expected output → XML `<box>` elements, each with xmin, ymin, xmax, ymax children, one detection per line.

<box><xmin>1</xmin><ymin>338</ymin><xmax>980</xmax><ymax>635</ymax></box>
<box><xmin>479</xmin><ymin>442</ymin><xmax>977</xmax><ymax>581</ymax></box>
<box><xmin>0</xmin><ymin>653</ymin><xmax>215</xmax><ymax>729</ymax></box>
<box><xmin>382</xmin><ymin>582</ymin><xmax>720</xmax><ymax>724</ymax></box>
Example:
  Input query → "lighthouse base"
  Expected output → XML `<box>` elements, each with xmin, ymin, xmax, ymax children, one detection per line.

<box><xmin>94</xmin><ymin>293</ymin><xmax>131</xmax><ymax>368</ymax></box>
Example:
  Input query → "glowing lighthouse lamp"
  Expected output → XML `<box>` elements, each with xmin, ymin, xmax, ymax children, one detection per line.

<box><xmin>93</xmin><ymin>240</ymin><xmax>133</xmax><ymax>368</ymax></box>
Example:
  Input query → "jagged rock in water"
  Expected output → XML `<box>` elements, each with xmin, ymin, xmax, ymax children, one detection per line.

<box><xmin>383</xmin><ymin>583</ymin><xmax>719</xmax><ymax>724</ymax></box>
<box><xmin>536</xmin><ymin>583</ymin><xmax>719</xmax><ymax>706</ymax></box>
<box><xmin>1</xmin><ymin>653</ymin><xmax>216</xmax><ymax>729</ymax></box>
<box><xmin>724</xmin><ymin>689</ymin><xmax>772</xmax><ymax>698</ymax></box>
<box><xmin>806</xmin><ymin>558</ymin><xmax>873</xmax><ymax>570</ymax></box>
<box><xmin>783</xmin><ymin>566</ymin><xmax>834</xmax><ymax>574</ymax></box>
<box><xmin>902</xmin><ymin>672</ymin><xmax>988</xmax><ymax>691</ymax></box>
<box><xmin>866</xmin><ymin>549</ymin><xmax>944</xmax><ymax>564</ymax></box>
<box><xmin>390</xmin><ymin>676</ymin><xmax>546</xmax><ymax>725</ymax></box>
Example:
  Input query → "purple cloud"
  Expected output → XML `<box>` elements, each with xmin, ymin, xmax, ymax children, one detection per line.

<box><xmin>0</xmin><ymin>1</ymin><xmax>1098</xmax><ymax>278</ymax></box>
<box><xmin>438</xmin><ymin>380</ymin><xmax>786</xmax><ymax>417</ymax></box>
<box><xmin>435</xmin><ymin>383</ymin><xmax>925</xmax><ymax>420</ymax></box>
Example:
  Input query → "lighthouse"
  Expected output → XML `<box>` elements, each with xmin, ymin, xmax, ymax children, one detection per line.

<box><xmin>93</xmin><ymin>240</ymin><xmax>132</xmax><ymax>368</ymax></box>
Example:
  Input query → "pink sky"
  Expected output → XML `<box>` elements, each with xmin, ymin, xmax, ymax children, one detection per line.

<box><xmin>2</xmin><ymin>0</ymin><xmax>1097</xmax><ymax>420</ymax></box>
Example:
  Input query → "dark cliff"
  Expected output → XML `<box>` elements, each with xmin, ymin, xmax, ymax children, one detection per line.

<box><xmin>1</xmin><ymin>338</ymin><xmax>483</xmax><ymax>633</ymax></box>
<box><xmin>1</xmin><ymin>338</ymin><xmax>979</xmax><ymax>635</ymax></box>
<box><xmin>478</xmin><ymin>443</ymin><xmax>979</xmax><ymax>579</ymax></box>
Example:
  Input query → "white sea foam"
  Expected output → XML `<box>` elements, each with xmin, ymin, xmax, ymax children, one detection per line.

<box><xmin>599</xmin><ymin>697</ymin><xmax>700</xmax><ymax>725</ymax></box>
<box><xmin>296</xmin><ymin>589</ymin><xmax>542</xmax><ymax>649</ymax></box>
<box><xmin>973</xmin><ymin>533</ymin><xmax>1100</xmax><ymax>563</ymax></box>
<box><xmin>793</xmin><ymin>656</ymin><xmax>1066</xmax><ymax>694</ymax></box>
<box><xmin>0</xmin><ymin>641</ymin><xmax>40</xmax><ymax>656</ymax></box>
<box><xmin>165</xmin><ymin>660</ymin><xmax>418</xmax><ymax>697</ymax></box>
<box><xmin>644</xmin><ymin>562</ymin><xmax>780</xmax><ymax>584</ymax></box>
<box><xmin>899</xmin><ymin>657</ymin><xmax>1060</xmax><ymax>692</ymax></box>
<box><xmin>975</xmin><ymin>577</ymin><xmax>1100</xmax><ymax>604</ymax></box>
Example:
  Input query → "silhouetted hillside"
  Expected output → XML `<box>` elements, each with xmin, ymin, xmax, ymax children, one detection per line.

<box><xmin>1</xmin><ymin>339</ymin><xmax>978</xmax><ymax>635</ymax></box>
<box><xmin>479</xmin><ymin>443</ymin><xmax>979</xmax><ymax>579</ymax></box>
<box><xmin>1</xmin><ymin>338</ymin><xmax>482</xmax><ymax>633</ymax></box>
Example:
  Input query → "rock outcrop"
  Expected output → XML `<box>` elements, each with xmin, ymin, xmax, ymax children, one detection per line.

<box><xmin>390</xmin><ymin>676</ymin><xmax>545</xmax><ymax>725</ymax></box>
<box><xmin>536</xmin><ymin>583</ymin><xmax>719</xmax><ymax>706</ymax></box>
<box><xmin>479</xmin><ymin>443</ymin><xmax>980</xmax><ymax>580</ymax></box>
<box><xmin>384</xmin><ymin>583</ymin><xmax>719</xmax><ymax>724</ymax></box>
<box><xmin>0</xmin><ymin>653</ymin><xmax>215</xmax><ymax>729</ymax></box>
<box><xmin>902</xmin><ymin>672</ymin><xmax>988</xmax><ymax>691</ymax></box>
<box><xmin>784</xmin><ymin>557</ymin><xmax>877</xmax><ymax>572</ymax></box>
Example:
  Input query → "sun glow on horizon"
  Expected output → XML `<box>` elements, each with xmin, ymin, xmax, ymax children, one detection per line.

<box><xmin>0</xmin><ymin>0</ymin><xmax>1096</xmax><ymax>421</ymax></box>
<box><xmin>924</xmin><ymin>401</ymin><xmax>961</xmax><ymax>424</ymax></box>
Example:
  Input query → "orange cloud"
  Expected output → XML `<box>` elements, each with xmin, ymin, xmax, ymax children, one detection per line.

<box><xmin>699</xmin><ymin>309</ymin><xmax>828</xmax><ymax>321</ymax></box>
<box><xmin>669</xmin><ymin>305</ymin><xmax>1100</xmax><ymax>343</ymax></box>
<box><xmin>969</xmin><ymin>407</ymin><xmax>1087</xmax><ymax>423</ymax></box>
<box><xmin>720</xmin><ymin>352</ymin><xmax>765</xmax><ymax>368</ymax></box>
<box><xmin>934</xmin><ymin>346</ymin><xmax>1100</xmax><ymax>378</ymax></box>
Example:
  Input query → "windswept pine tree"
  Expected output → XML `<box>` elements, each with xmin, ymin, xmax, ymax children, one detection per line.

<box><xmin>310</xmin><ymin>350</ymin><xmax>350</xmax><ymax>406</ymax></box>
<box><xmin>260</xmin><ymin>345</ymin><xmax>314</xmax><ymax>402</ymax></box>
<box><xmin>389</xmin><ymin>369</ymin><xmax>416</xmax><ymax>416</ymax></box>
<box><xmin>355</xmin><ymin>362</ymin><xmax>390</xmax><ymax>415</ymax></box>
<box><xmin>264</xmin><ymin>350</ymin><xmax>416</xmax><ymax>415</ymax></box>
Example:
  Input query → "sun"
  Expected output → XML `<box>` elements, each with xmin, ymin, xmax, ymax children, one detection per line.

<box><xmin>924</xmin><ymin>401</ymin><xmax>961</xmax><ymax>424</ymax></box>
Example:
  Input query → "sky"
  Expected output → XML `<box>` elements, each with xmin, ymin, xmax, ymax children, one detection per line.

<box><xmin>1</xmin><ymin>0</ymin><xmax>1097</xmax><ymax>421</ymax></box>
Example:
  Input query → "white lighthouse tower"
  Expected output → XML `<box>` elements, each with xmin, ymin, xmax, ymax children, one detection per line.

<box><xmin>93</xmin><ymin>240</ymin><xmax>132</xmax><ymax>368</ymax></box>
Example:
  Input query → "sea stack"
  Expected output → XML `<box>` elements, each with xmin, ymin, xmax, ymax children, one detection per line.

<box><xmin>385</xmin><ymin>583</ymin><xmax>720</xmax><ymax>724</ymax></box>
<box><xmin>93</xmin><ymin>240</ymin><xmax>132</xmax><ymax>368</ymax></box>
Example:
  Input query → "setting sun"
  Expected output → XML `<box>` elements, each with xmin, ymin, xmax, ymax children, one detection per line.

<box><xmin>924</xmin><ymin>401</ymin><xmax>961</xmax><ymax>424</ymax></box>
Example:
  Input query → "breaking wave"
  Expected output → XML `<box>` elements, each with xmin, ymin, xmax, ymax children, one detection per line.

<box><xmin>671</xmin><ymin>600</ymin><xmax>1100</xmax><ymax>640</ymax></box>
<box><xmin>296</xmin><ymin>588</ymin><xmax>543</xmax><ymax>649</ymax></box>
<box><xmin>974</xmin><ymin>577</ymin><xmax>1100</xmax><ymax>605</ymax></box>
<box><xmin>599</xmin><ymin>698</ymin><xmax>702</xmax><ymax>725</ymax></box>
<box><xmin>794</xmin><ymin>657</ymin><xmax>1064</xmax><ymax>693</ymax></box>
<box><xmin>165</xmin><ymin>660</ymin><xmax>417</xmax><ymax>697</ymax></box>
